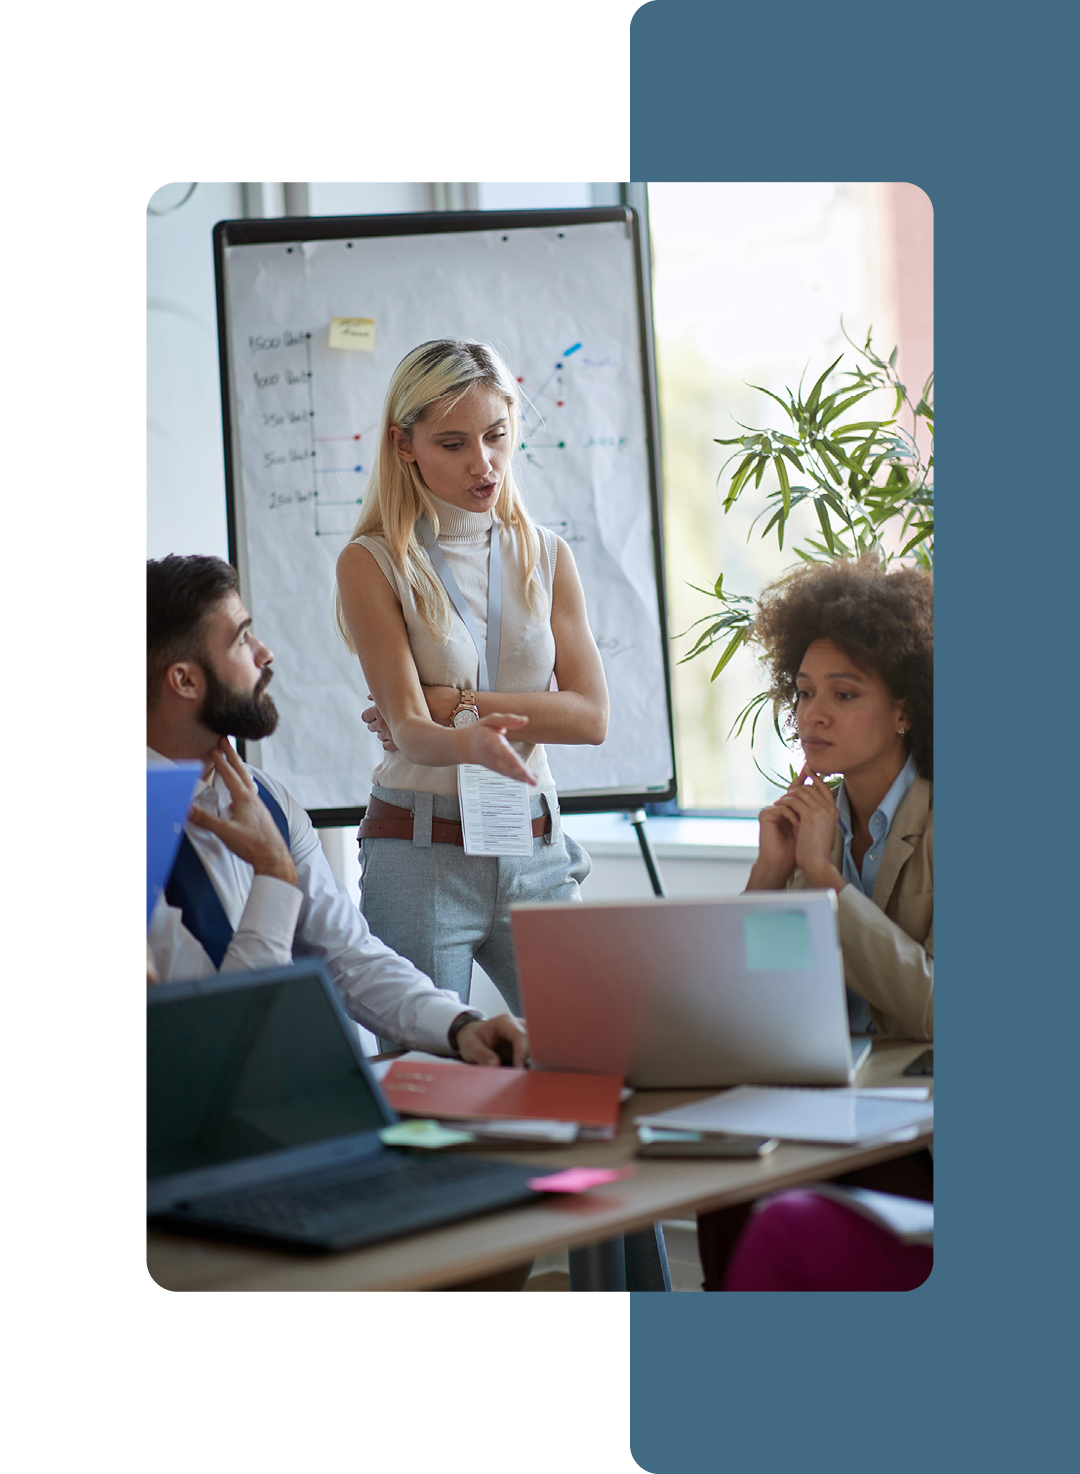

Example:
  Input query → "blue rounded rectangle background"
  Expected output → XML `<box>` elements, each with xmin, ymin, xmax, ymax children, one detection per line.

<box><xmin>629</xmin><ymin>3</ymin><xmax>1072</xmax><ymax>1471</ymax></box>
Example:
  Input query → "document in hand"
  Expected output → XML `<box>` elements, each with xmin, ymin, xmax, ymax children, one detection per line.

<box><xmin>635</xmin><ymin>1086</ymin><xmax>934</xmax><ymax>1144</ymax></box>
<box><xmin>380</xmin><ymin>1060</ymin><xmax>624</xmax><ymax>1129</ymax></box>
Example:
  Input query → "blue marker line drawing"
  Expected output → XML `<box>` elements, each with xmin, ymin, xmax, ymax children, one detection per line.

<box><xmin>563</xmin><ymin>342</ymin><xmax>582</xmax><ymax>356</ymax></box>
<box><xmin>315</xmin><ymin>465</ymin><xmax>364</xmax><ymax>474</ymax></box>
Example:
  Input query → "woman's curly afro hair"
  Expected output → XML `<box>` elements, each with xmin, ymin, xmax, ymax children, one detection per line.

<box><xmin>754</xmin><ymin>556</ymin><xmax>933</xmax><ymax>779</ymax></box>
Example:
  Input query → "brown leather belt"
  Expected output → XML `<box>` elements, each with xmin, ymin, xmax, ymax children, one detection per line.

<box><xmin>359</xmin><ymin>794</ymin><xmax>551</xmax><ymax>846</ymax></box>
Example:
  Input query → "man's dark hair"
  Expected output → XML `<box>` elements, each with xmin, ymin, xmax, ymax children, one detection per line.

<box><xmin>147</xmin><ymin>555</ymin><xmax>240</xmax><ymax>707</ymax></box>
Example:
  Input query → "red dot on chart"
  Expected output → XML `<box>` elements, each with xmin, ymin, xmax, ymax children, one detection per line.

<box><xmin>556</xmin><ymin>401</ymin><xmax>564</xmax><ymax>407</ymax></box>
<box><xmin>354</xmin><ymin>434</ymin><xmax>361</xmax><ymax>440</ymax></box>
<box><xmin>517</xmin><ymin>376</ymin><xmax>524</xmax><ymax>382</ymax></box>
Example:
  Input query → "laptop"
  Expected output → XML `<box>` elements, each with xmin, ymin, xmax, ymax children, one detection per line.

<box><xmin>510</xmin><ymin>891</ymin><xmax>872</xmax><ymax>1088</ymax></box>
<box><xmin>147</xmin><ymin>962</ymin><xmax>539</xmax><ymax>1252</ymax></box>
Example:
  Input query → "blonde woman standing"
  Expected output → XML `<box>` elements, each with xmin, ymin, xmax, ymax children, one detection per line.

<box><xmin>336</xmin><ymin>340</ymin><xmax>608</xmax><ymax>1016</ymax></box>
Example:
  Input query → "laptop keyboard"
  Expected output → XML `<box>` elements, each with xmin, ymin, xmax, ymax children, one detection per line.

<box><xmin>193</xmin><ymin>1152</ymin><xmax>515</xmax><ymax>1236</ymax></box>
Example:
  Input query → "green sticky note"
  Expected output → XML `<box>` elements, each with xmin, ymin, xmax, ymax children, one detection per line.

<box><xmin>744</xmin><ymin>910</ymin><xmax>813</xmax><ymax>970</ymax></box>
<box><xmin>379</xmin><ymin>1119</ymin><xmax>476</xmax><ymax>1150</ymax></box>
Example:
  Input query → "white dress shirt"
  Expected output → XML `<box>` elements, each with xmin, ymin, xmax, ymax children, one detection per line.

<box><xmin>147</xmin><ymin>748</ymin><xmax>475</xmax><ymax>1053</ymax></box>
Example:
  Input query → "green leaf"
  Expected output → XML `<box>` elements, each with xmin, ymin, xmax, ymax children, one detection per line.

<box><xmin>778</xmin><ymin>446</ymin><xmax>805</xmax><ymax>472</ymax></box>
<box><xmin>818</xmin><ymin>389</ymin><xmax>873</xmax><ymax>427</ymax></box>
<box><xmin>831</xmin><ymin>419</ymin><xmax>895</xmax><ymax>436</ymax></box>
<box><xmin>728</xmin><ymin>689</ymin><xmax>772</xmax><ymax>740</ymax></box>
<box><xmin>815</xmin><ymin>443</ymin><xmax>843</xmax><ymax>484</ymax></box>
<box><xmin>774</xmin><ymin>452</ymin><xmax>791</xmax><ymax>519</ymax></box>
<box><xmin>899</xmin><ymin>523</ymin><xmax>934</xmax><ymax>557</ymax></box>
<box><xmin>814</xmin><ymin>496</ymin><xmax>837</xmax><ymax>553</ymax></box>
<box><xmin>804</xmin><ymin>355</ymin><xmax>843</xmax><ymax>420</ymax></box>
<box><xmin>710</xmin><ymin>628</ymin><xmax>747</xmax><ymax>681</ymax></box>
<box><xmin>746</xmin><ymin>384</ymin><xmax>796</xmax><ymax>420</ymax></box>
<box><xmin>723</xmin><ymin>453</ymin><xmax>756</xmax><ymax>508</ymax></box>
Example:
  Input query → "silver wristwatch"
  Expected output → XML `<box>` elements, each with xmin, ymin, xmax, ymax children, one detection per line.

<box><xmin>450</xmin><ymin>688</ymin><xmax>480</xmax><ymax>727</ymax></box>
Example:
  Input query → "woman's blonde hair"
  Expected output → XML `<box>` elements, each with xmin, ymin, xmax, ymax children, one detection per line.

<box><xmin>335</xmin><ymin>339</ymin><xmax>545</xmax><ymax>648</ymax></box>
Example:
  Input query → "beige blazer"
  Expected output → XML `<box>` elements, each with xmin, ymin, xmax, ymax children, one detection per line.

<box><xmin>790</xmin><ymin>777</ymin><xmax>933</xmax><ymax>1041</ymax></box>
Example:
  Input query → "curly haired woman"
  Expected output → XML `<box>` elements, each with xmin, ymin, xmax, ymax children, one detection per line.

<box><xmin>698</xmin><ymin>556</ymin><xmax>934</xmax><ymax>1291</ymax></box>
<box><xmin>745</xmin><ymin>555</ymin><xmax>933</xmax><ymax>1040</ymax></box>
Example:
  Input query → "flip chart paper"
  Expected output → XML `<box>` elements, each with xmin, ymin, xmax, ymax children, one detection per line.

<box><xmin>328</xmin><ymin>317</ymin><xmax>376</xmax><ymax>350</ymax></box>
<box><xmin>221</xmin><ymin>221</ymin><xmax>674</xmax><ymax>809</ymax></box>
<box><xmin>457</xmin><ymin>763</ymin><xmax>534</xmax><ymax>856</ymax></box>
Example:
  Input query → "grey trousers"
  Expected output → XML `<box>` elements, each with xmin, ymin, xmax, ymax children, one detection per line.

<box><xmin>359</xmin><ymin>784</ymin><xmax>592</xmax><ymax>1015</ymax></box>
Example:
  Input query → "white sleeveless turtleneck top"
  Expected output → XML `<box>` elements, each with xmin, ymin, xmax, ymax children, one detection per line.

<box><xmin>357</xmin><ymin>494</ymin><xmax>558</xmax><ymax>797</ymax></box>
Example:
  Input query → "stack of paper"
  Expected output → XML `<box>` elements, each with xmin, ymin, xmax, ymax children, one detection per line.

<box><xmin>636</xmin><ymin>1086</ymin><xmax>933</xmax><ymax>1145</ymax></box>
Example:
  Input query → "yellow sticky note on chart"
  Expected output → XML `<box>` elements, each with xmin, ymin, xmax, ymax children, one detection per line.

<box><xmin>328</xmin><ymin>317</ymin><xmax>376</xmax><ymax>351</ymax></box>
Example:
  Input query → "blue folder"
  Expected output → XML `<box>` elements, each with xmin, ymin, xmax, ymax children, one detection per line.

<box><xmin>147</xmin><ymin>763</ymin><xmax>202</xmax><ymax>925</ymax></box>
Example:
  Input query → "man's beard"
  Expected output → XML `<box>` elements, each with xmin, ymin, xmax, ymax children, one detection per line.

<box><xmin>198</xmin><ymin>663</ymin><xmax>280</xmax><ymax>740</ymax></box>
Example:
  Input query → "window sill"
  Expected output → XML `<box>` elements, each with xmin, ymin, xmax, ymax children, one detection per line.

<box><xmin>562</xmin><ymin>812</ymin><xmax>759</xmax><ymax>861</ymax></box>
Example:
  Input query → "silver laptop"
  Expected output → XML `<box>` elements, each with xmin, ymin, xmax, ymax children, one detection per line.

<box><xmin>510</xmin><ymin>891</ymin><xmax>871</xmax><ymax>1088</ymax></box>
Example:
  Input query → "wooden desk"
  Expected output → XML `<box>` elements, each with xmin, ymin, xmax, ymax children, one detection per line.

<box><xmin>147</xmin><ymin>1040</ymin><xmax>932</xmax><ymax>1292</ymax></box>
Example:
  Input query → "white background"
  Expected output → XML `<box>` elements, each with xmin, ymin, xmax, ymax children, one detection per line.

<box><xmin>5</xmin><ymin>3</ymin><xmax>645</xmax><ymax>1473</ymax></box>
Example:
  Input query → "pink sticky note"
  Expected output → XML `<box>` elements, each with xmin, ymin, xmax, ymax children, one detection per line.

<box><xmin>526</xmin><ymin>1165</ymin><xmax>637</xmax><ymax>1194</ymax></box>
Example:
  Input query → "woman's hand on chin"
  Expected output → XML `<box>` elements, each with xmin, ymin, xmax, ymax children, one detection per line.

<box><xmin>461</xmin><ymin>714</ymin><xmax>537</xmax><ymax>784</ymax></box>
<box><xmin>775</xmin><ymin>765</ymin><xmax>845</xmax><ymax>889</ymax></box>
<box><xmin>747</xmin><ymin>797</ymin><xmax>799</xmax><ymax>889</ymax></box>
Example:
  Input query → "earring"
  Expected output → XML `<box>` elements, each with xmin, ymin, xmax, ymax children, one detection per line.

<box><xmin>897</xmin><ymin>726</ymin><xmax>908</xmax><ymax>736</ymax></box>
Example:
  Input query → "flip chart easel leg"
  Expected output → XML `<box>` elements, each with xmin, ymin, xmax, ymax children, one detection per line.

<box><xmin>627</xmin><ymin>809</ymin><xmax>666</xmax><ymax>898</ymax></box>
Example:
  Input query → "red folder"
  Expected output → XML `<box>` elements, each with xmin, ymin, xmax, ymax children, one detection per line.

<box><xmin>380</xmin><ymin>1060</ymin><xmax>624</xmax><ymax>1129</ymax></box>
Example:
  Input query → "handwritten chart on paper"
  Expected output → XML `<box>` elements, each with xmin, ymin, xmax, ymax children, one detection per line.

<box><xmin>218</xmin><ymin>216</ymin><xmax>673</xmax><ymax>817</ymax></box>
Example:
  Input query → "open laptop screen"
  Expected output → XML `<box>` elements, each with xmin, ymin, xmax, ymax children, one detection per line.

<box><xmin>148</xmin><ymin>968</ymin><xmax>389</xmax><ymax>1180</ymax></box>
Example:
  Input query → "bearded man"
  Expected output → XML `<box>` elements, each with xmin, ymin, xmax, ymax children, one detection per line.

<box><xmin>146</xmin><ymin>554</ymin><xmax>525</xmax><ymax>1066</ymax></box>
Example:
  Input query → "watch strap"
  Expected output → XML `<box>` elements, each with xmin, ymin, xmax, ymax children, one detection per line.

<box><xmin>448</xmin><ymin>1010</ymin><xmax>482</xmax><ymax>1055</ymax></box>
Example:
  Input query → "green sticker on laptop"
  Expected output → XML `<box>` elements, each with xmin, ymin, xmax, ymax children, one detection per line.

<box><xmin>744</xmin><ymin>910</ymin><xmax>813</xmax><ymax>970</ymax></box>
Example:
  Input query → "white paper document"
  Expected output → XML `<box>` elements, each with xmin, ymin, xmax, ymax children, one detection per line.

<box><xmin>801</xmin><ymin>1185</ymin><xmax>934</xmax><ymax>1244</ymax></box>
<box><xmin>636</xmin><ymin>1086</ymin><xmax>934</xmax><ymax>1145</ymax></box>
<box><xmin>822</xmin><ymin>1086</ymin><xmax>931</xmax><ymax>1101</ymax></box>
<box><xmin>457</xmin><ymin>764</ymin><xmax>535</xmax><ymax>856</ymax></box>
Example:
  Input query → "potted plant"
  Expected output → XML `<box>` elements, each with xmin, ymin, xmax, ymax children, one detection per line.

<box><xmin>679</xmin><ymin>324</ymin><xmax>933</xmax><ymax>768</ymax></box>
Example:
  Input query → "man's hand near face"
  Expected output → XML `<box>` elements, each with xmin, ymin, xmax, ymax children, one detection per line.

<box><xmin>186</xmin><ymin>738</ymin><xmax>298</xmax><ymax>885</ymax></box>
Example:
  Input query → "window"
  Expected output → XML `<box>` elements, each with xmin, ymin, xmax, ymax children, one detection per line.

<box><xmin>648</xmin><ymin>182</ymin><xmax>932</xmax><ymax>812</ymax></box>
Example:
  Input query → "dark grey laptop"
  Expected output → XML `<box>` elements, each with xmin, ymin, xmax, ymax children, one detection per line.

<box><xmin>147</xmin><ymin>963</ymin><xmax>538</xmax><ymax>1252</ymax></box>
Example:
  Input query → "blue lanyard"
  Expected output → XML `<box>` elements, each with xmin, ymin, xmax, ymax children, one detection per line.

<box><xmin>417</xmin><ymin>517</ymin><xmax>502</xmax><ymax>692</ymax></box>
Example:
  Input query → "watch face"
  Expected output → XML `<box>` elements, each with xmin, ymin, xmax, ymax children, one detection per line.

<box><xmin>452</xmin><ymin>709</ymin><xmax>479</xmax><ymax>728</ymax></box>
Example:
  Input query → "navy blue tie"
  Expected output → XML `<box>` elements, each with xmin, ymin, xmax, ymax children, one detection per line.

<box><xmin>164</xmin><ymin>780</ymin><xmax>290</xmax><ymax>969</ymax></box>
